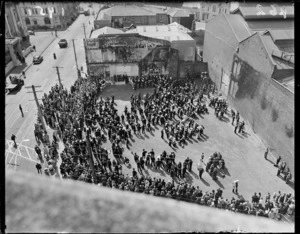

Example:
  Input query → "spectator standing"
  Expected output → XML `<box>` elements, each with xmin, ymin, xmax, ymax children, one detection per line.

<box><xmin>33</xmin><ymin>45</ymin><xmax>36</xmax><ymax>51</ymax></box>
<box><xmin>11</xmin><ymin>134</ymin><xmax>17</xmax><ymax>147</ymax></box>
<box><xmin>22</xmin><ymin>71</ymin><xmax>26</xmax><ymax>79</ymax></box>
<box><xmin>197</xmin><ymin>163</ymin><xmax>204</xmax><ymax>179</ymax></box>
<box><xmin>36</xmin><ymin>163</ymin><xmax>42</xmax><ymax>174</ymax></box>
<box><xmin>232</xmin><ymin>180</ymin><xmax>239</xmax><ymax>194</ymax></box>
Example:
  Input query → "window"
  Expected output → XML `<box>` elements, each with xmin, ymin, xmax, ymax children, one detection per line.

<box><xmin>44</xmin><ymin>8</ymin><xmax>48</xmax><ymax>14</ymax></box>
<box><xmin>33</xmin><ymin>18</ymin><xmax>37</xmax><ymax>25</ymax></box>
<box><xmin>24</xmin><ymin>8</ymin><xmax>27</xmax><ymax>15</ymax></box>
<box><xmin>44</xmin><ymin>16</ymin><xmax>51</xmax><ymax>24</ymax></box>
<box><xmin>54</xmin><ymin>7</ymin><xmax>56</xmax><ymax>14</ymax></box>
<box><xmin>219</xmin><ymin>8</ymin><xmax>222</xmax><ymax>14</ymax></box>
<box><xmin>25</xmin><ymin>17</ymin><xmax>31</xmax><ymax>25</ymax></box>
<box><xmin>212</xmin><ymin>5</ymin><xmax>216</xmax><ymax>12</ymax></box>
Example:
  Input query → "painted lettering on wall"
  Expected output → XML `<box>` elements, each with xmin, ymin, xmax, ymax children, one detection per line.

<box><xmin>27</xmin><ymin>6</ymin><xmax>64</xmax><ymax>19</ymax></box>
<box><xmin>256</xmin><ymin>4</ymin><xmax>288</xmax><ymax>19</ymax></box>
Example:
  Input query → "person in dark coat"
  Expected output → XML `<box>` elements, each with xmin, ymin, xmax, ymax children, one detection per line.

<box><xmin>36</xmin><ymin>163</ymin><xmax>42</xmax><ymax>174</ymax></box>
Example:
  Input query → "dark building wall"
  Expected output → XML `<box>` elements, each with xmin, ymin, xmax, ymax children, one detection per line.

<box><xmin>228</xmin><ymin>34</ymin><xmax>294</xmax><ymax>172</ymax></box>
<box><xmin>179</xmin><ymin>14</ymin><xmax>194</xmax><ymax>30</ymax></box>
<box><xmin>178</xmin><ymin>61</ymin><xmax>207</xmax><ymax>78</ymax></box>
<box><xmin>203</xmin><ymin>17</ymin><xmax>238</xmax><ymax>88</ymax></box>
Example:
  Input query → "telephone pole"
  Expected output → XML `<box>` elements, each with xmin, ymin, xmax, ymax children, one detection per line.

<box><xmin>25</xmin><ymin>85</ymin><xmax>47</xmax><ymax>134</ymax></box>
<box><xmin>53</xmin><ymin>66</ymin><xmax>63</xmax><ymax>88</ymax></box>
<box><xmin>82</xmin><ymin>23</ymin><xmax>87</xmax><ymax>39</ymax></box>
<box><xmin>86</xmin><ymin>131</ymin><xmax>97</xmax><ymax>184</ymax></box>
<box><xmin>71</xmin><ymin>39</ymin><xmax>79</xmax><ymax>77</ymax></box>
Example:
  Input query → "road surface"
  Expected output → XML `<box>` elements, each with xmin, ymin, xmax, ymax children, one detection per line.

<box><xmin>5</xmin><ymin>3</ymin><xmax>103</xmax><ymax>174</ymax></box>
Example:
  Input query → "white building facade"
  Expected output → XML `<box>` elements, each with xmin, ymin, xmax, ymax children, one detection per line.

<box><xmin>18</xmin><ymin>2</ymin><xmax>79</xmax><ymax>30</ymax></box>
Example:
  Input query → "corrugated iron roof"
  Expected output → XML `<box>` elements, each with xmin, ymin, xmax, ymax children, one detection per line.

<box><xmin>126</xmin><ymin>24</ymin><xmax>192</xmax><ymax>34</ymax></box>
<box><xmin>269</xmin><ymin>29</ymin><xmax>294</xmax><ymax>41</ymax></box>
<box><xmin>101</xmin><ymin>5</ymin><xmax>156</xmax><ymax>17</ymax></box>
<box><xmin>234</xmin><ymin>3</ymin><xmax>294</xmax><ymax>19</ymax></box>
<box><xmin>246</xmin><ymin>19</ymin><xmax>294</xmax><ymax>31</ymax></box>
<box><xmin>91</xmin><ymin>27</ymin><xmax>124</xmax><ymax>38</ymax></box>
<box><xmin>223</xmin><ymin>14</ymin><xmax>253</xmax><ymax>42</ymax></box>
<box><xmin>169</xmin><ymin>9</ymin><xmax>192</xmax><ymax>17</ymax></box>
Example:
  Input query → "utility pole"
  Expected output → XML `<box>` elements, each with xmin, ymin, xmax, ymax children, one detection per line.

<box><xmin>82</xmin><ymin>23</ymin><xmax>87</xmax><ymax>39</ymax></box>
<box><xmin>86</xmin><ymin>131</ymin><xmax>97</xmax><ymax>184</ymax></box>
<box><xmin>25</xmin><ymin>85</ymin><xmax>47</xmax><ymax>134</ymax></box>
<box><xmin>71</xmin><ymin>39</ymin><xmax>80</xmax><ymax>77</ymax></box>
<box><xmin>53</xmin><ymin>66</ymin><xmax>63</xmax><ymax>88</ymax></box>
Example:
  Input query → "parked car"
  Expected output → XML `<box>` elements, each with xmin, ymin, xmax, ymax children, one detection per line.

<box><xmin>33</xmin><ymin>55</ymin><xmax>43</xmax><ymax>64</ymax></box>
<box><xmin>28</xmin><ymin>30</ymin><xmax>35</xmax><ymax>35</ymax></box>
<box><xmin>58</xmin><ymin>39</ymin><xmax>68</xmax><ymax>48</ymax></box>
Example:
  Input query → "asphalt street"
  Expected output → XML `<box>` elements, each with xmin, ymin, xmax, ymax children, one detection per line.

<box><xmin>5</xmin><ymin>3</ymin><xmax>102</xmax><ymax>174</ymax></box>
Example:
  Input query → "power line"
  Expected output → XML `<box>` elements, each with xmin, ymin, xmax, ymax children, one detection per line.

<box><xmin>53</xmin><ymin>66</ymin><xmax>63</xmax><ymax>88</ymax></box>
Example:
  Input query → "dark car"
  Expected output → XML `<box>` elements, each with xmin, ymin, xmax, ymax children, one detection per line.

<box><xmin>58</xmin><ymin>39</ymin><xmax>68</xmax><ymax>48</ymax></box>
<box><xmin>33</xmin><ymin>55</ymin><xmax>43</xmax><ymax>64</ymax></box>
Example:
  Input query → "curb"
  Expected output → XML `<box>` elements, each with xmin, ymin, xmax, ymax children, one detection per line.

<box><xmin>24</xmin><ymin>36</ymin><xmax>57</xmax><ymax>73</ymax></box>
<box><xmin>12</xmin><ymin>36</ymin><xmax>58</xmax><ymax>79</ymax></box>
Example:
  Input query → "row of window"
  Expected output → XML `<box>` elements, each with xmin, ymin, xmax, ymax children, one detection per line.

<box><xmin>25</xmin><ymin>17</ymin><xmax>51</xmax><ymax>25</ymax></box>
<box><xmin>24</xmin><ymin>7</ymin><xmax>57</xmax><ymax>15</ymax></box>
<box><xmin>202</xmin><ymin>4</ymin><xmax>228</xmax><ymax>13</ymax></box>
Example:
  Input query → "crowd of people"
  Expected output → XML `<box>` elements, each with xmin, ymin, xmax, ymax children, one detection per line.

<box><xmin>34</xmin><ymin>72</ymin><xmax>294</xmax><ymax>222</ymax></box>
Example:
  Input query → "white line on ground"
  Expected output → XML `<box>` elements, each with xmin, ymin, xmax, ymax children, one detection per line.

<box><xmin>14</xmin><ymin>150</ymin><xmax>18</xmax><ymax>170</ymax></box>
<box><xmin>7</xmin><ymin>153</ymin><xmax>16</xmax><ymax>168</ymax></box>
<box><xmin>5</xmin><ymin>150</ymin><xmax>38</xmax><ymax>163</ymax></box>
<box><xmin>25</xmin><ymin>147</ymin><xmax>32</xmax><ymax>161</ymax></box>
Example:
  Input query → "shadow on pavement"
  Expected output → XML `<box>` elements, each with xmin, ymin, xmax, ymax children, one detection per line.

<box><xmin>221</xmin><ymin>167</ymin><xmax>231</xmax><ymax>176</ymax></box>
<box><xmin>200</xmin><ymin>177</ymin><xmax>210</xmax><ymax>186</ymax></box>
<box><xmin>219</xmin><ymin>115</ymin><xmax>230</xmax><ymax>123</ymax></box>
<box><xmin>213</xmin><ymin>178</ymin><xmax>225</xmax><ymax>189</ymax></box>
<box><xmin>9</xmin><ymin>63</ymin><xmax>28</xmax><ymax>75</ymax></box>
<box><xmin>265</xmin><ymin>158</ymin><xmax>275</xmax><ymax>165</ymax></box>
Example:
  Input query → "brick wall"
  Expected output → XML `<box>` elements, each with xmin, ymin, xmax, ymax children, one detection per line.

<box><xmin>228</xmin><ymin>33</ymin><xmax>294</xmax><ymax>172</ymax></box>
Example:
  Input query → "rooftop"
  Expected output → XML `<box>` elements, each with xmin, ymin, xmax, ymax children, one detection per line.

<box><xmin>223</xmin><ymin>14</ymin><xmax>253</xmax><ymax>42</ymax></box>
<box><xmin>269</xmin><ymin>29</ymin><xmax>294</xmax><ymax>41</ymax></box>
<box><xmin>233</xmin><ymin>3</ymin><xmax>294</xmax><ymax>20</ymax></box>
<box><xmin>98</xmin><ymin>5</ymin><xmax>156</xmax><ymax>17</ymax></box>
<box><xmin>126</xmin><ymin>24</ymin><xmax>194</xmax><ymax>42</ymax></box>
<box><xmin>246</xmin><ymin>19</ymin><xmax>294</xmax><ymax>31</ymax></box>
<box><xmin>273</xmin><ymin>76</ymin><xmax>294</xmax><ymax>94</ymax></box>
<box><xmin>166</xmin><ymin>8</ymin><xmax>192</xmax><ymax>17</ymax></box>
<box><xmin>91</xmin><ymin>27</ymin><xmax>124</xmax><ymax>38</ymax></box>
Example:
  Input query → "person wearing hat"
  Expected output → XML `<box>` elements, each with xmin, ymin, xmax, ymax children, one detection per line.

<box><xmin>36</xmin><ymin>163</ymin><xmax>42</xmax><ymax>174</ymax></box>
<box><xmin>232</xmin><ymin>180</ymin><xmax>239</xmax><ymax>194</ymax></box>
<box><xmin>11</xmin><ymin>134</ymin><xmax>17</xmax><ymax>147</ymax></box>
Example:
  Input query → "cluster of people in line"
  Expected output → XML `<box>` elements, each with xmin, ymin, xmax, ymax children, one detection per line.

<box><xmin>33</xmin><ymin>71</ymin><xmax>294</xmax><ymax>222</ymax></box>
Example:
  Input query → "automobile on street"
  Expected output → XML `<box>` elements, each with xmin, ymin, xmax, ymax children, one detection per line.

<box><xmin>33</xmin><ymin>55</ymin><xmax>43</xmax><ymax>64</ymax></box>
<box><xmin>58</xmin><ymin>39</ymin><xmax>68</xmax><ymax>48</ymax></box>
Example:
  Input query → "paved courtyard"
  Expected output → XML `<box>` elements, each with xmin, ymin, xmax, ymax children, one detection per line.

<box><xmin>98</xmin><ymin>82</ymin><xmax>294</xmax><ymax>201</ymax></box>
